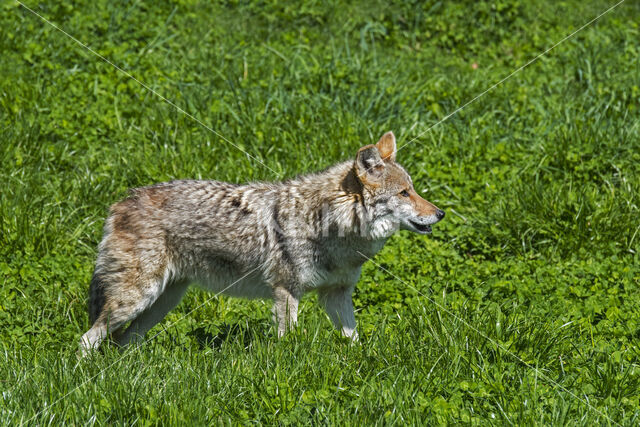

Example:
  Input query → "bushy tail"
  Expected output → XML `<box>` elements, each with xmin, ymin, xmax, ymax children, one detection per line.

<box><xmin>88</xmin><ymin>271</ymin><xmax>106</xmax><ymax>324</ymax></box>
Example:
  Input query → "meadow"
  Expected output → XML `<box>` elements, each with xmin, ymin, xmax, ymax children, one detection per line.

<box><xmin>1</xmin><ymin>0</ymin><xmax>639</xmax><ymax>424</ymax></box>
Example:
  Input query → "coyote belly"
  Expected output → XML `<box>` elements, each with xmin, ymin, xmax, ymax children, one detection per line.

<box><xmin>80</xmin><ymin>131</ymin><xmax>445</xmax><ymax>354</ymax></box>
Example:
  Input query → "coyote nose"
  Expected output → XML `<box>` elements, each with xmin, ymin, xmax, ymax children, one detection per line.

<box><xmin>436</xmin><ymin>209</ymin><xmax>445</xmax><ymax>220</ymax></box>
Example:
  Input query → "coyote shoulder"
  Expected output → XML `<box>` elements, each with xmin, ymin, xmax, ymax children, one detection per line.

<box><xmin>80</xmin><ymin>131</ymin><xmax>445</xmax><ymax>354</ymax></box>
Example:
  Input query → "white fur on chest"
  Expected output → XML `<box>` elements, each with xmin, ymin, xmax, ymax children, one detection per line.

<box><xmin>300</xmin><ymin>237</ymin><xmax>387</xmax><ymax>290</ymax></box>
<box><xmin>301</xmin><ymin>264</ymin><xmax>363</xmax><ymax>290</ymax></box>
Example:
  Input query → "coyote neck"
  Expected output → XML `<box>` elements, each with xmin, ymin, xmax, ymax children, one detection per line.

<box><xmin>276</xmin><ymin>161</ymin><xmax>381</xmax><ymax>241</ymax></box>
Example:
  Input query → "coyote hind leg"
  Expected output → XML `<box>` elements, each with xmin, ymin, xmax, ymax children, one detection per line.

<box><xmin>79</xmin><ymin>272</ymin><xmax>169</xmax><ymax>356</ymax></box>
<box><xmin>115</xmin><ymin>280</ymin><xmax>189</xmax><ymax>346</ymax></box>
<box><xmin>79</xmin><ymin>312</ymin><xmax>131</xmax><ymax>357</ymax></box>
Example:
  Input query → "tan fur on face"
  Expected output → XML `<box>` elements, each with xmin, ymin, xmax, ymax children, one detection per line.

<box><xmin>408</xmin><ymin>188</ymin><xmax>439</xmax><ymax>216</ymax></box>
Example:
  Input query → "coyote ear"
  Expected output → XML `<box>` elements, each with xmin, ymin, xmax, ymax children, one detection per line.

<box><xmin>355</xmin><ymin>144</ymin><xmax>385</xmax><ymax>182</ymax></box>
<box><xmin>376</xmin><ymin>131</ymin><xmax>396</xmax><ymax>162</ymax></box>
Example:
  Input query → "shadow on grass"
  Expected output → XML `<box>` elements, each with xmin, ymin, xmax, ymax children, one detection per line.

<box><xmin>187</xmin><ymin>321</ymin><xmax>271</xmax><ymax>350</ymax></box>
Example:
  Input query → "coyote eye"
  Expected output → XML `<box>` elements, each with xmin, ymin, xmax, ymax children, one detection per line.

<box><xmin>400</xmin><ymin>189</ymin><xmax>410</xmax><ymax>197</ymax></box>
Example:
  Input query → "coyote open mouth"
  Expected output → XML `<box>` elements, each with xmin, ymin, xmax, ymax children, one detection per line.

<box><xmin>409</xmin><ymin>220</ymin><xmax>432</xmax><ymax>233</ymax></box>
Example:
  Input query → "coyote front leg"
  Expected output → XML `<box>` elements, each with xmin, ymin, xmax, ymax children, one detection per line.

<box><xmin>273</xmin><ymin>287</ymin><xmax>300</xmax><ymax>337</ymax></box>
<box><xmin>319</xmin><ymin>286</ymin><xmax>358</xmax><ymax>340</ymax></box>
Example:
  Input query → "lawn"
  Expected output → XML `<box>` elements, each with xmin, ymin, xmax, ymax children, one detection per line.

<box><xmin>1</xmin><ymin>0</ymin><xmax>639</xmax><ymax>424</ymax></box>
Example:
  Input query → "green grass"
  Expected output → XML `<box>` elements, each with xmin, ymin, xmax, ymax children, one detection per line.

<box><xmin>1</xmin><ymin>0</ymin><xmax>639</xmax><ymax>424</ymax></box>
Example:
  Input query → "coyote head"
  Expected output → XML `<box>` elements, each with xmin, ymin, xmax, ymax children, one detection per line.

<box><xmin>355</xmin><ymin>131</ymin><xmax>445</xmax><ymax>239</ymax></box>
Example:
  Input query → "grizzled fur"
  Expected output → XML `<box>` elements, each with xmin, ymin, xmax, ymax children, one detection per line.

<box><xmin>80</xmin><ymin>132</ymin><xmax>445</xmax><ymax>354</ymax></box>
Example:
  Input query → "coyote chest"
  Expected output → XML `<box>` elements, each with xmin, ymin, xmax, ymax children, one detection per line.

<box><xmin>299</xmin><ymin>235</ymin><xmax>387</xmax><ymax>290</ymax></box>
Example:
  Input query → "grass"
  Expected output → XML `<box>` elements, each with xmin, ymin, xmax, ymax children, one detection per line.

<box><xmin>1</xmin><ymin>0</ymin><xmax>639</xmax><ymax>424</ymax></box>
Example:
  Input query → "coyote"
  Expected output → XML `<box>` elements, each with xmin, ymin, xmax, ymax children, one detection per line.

<box><xmin>80</xmin><ymin>131</ymin><xmax>444</xmax><ymax>354</ymax></box>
